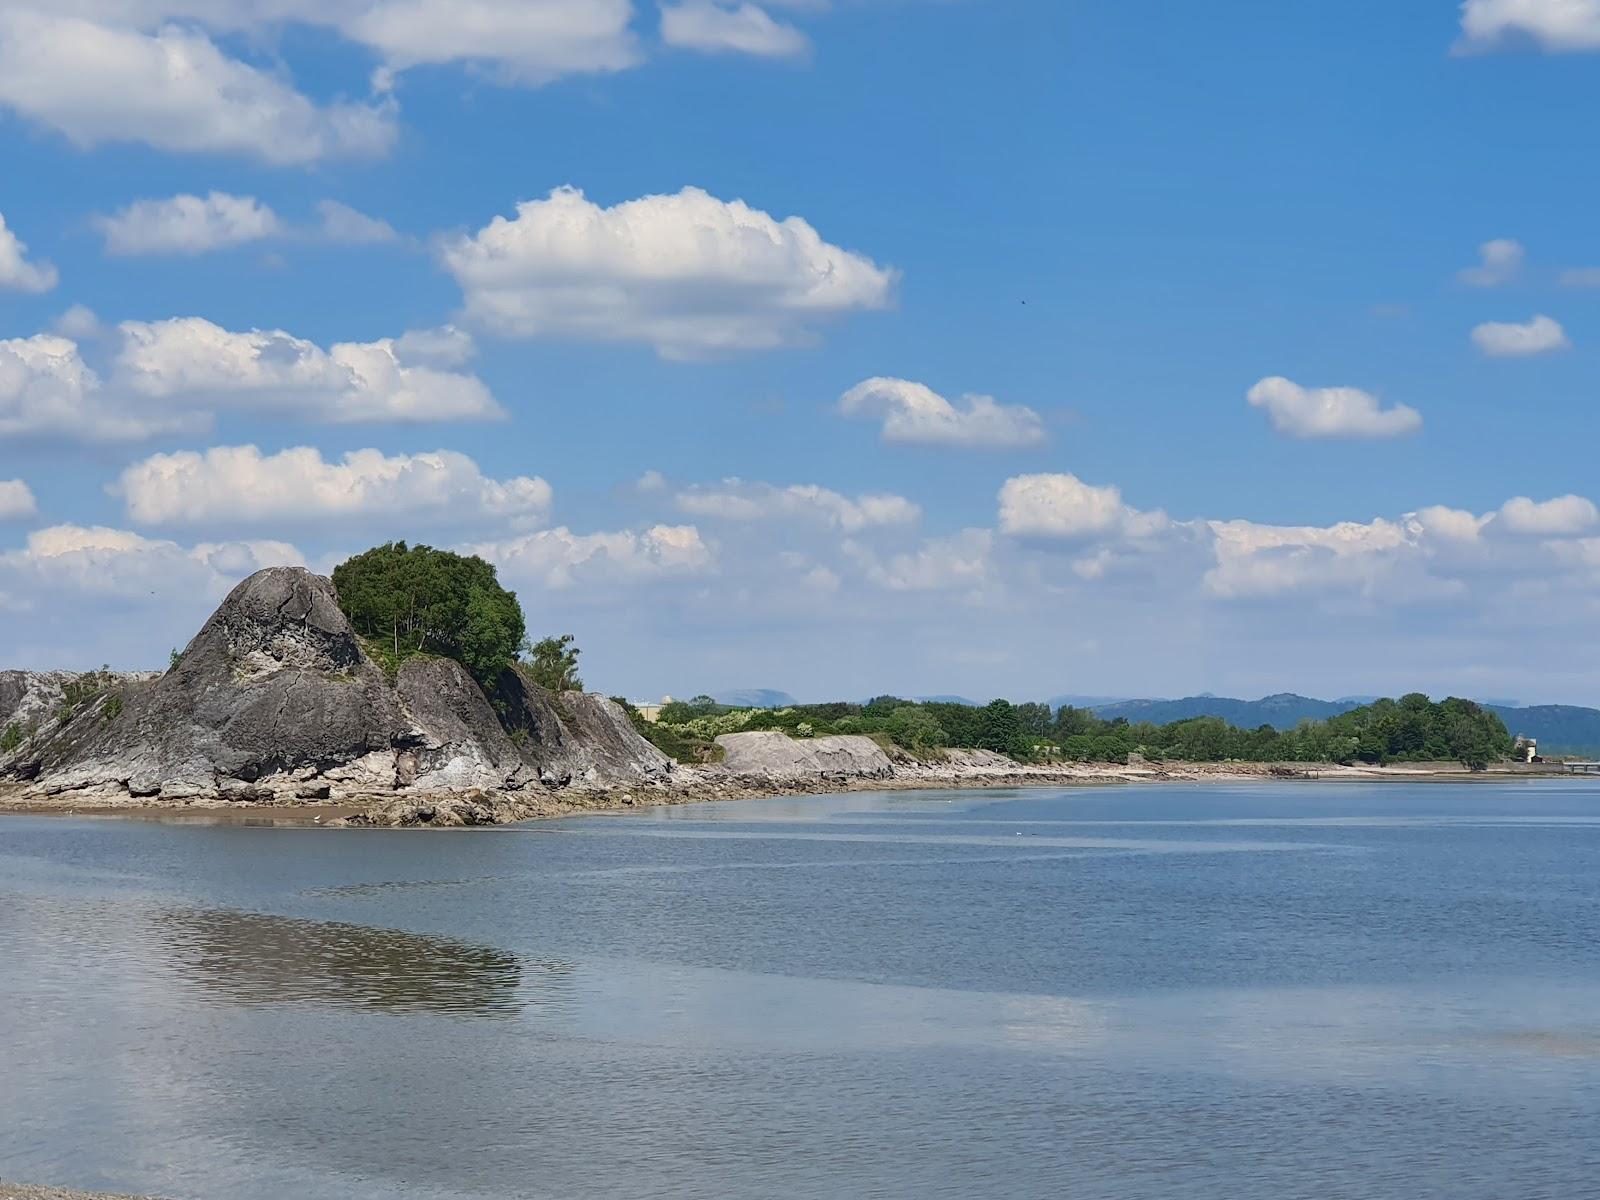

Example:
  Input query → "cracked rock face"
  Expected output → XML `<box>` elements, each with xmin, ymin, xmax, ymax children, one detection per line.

<box><xmin>0</xmin><ymin>566</ymin><xmax>670</xmax><ymax>803</ymax></box>
<box><xmin>2</xmin><ymin>671</ymin><xmax>84</xmax><ymax>733</ymax></box>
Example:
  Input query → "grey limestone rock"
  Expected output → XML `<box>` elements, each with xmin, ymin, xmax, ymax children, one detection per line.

<box><xmin>714</xmin><ymin>731</ymin><xmax>894</xmax><ymax>781</ymax></box>
<box><xmin>0</xmin><ymin>566</ymin><xmax>670</xmax><ymax>803</ymax></box>
<box><xmin>495</xmin><ymin>666</ymin><xmax>671</xmax><ymax>787</ymax></box>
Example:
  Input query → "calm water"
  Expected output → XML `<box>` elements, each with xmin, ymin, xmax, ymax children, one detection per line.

<box><xmin>3</xmin><ymin>781</ymin><xmax>1599</xmax><ymax>1199</ymax></box>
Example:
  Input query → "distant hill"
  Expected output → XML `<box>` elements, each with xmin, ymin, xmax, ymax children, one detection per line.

<box><xmin>1088</xmin><ymin>693</ymin><xmax>1358</xmax><ymax>728</ymax></box>
<box><xmin>1488</xmin><ymin>705</ymin><xmax>1600</xmax><ymax>756</ymax></box>
<box><xmin>1047</xmin><ymin>693</ymin><xmax>1132</xmax><ymax>710</ymax></box>
<box><xmin>712</xmin><ymin>689</ymin><xmax>797</xmax><ymax>709</ymax></box>
<box><xmin>1067</xmin><ymin>692</ymin><xmax>1600</xmax><ymax>756</ymax></box>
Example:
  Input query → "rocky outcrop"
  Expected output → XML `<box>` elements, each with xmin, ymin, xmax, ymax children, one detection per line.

<box><xmin>494</xmin><ymin>666</ymin><xmax>671</xmax><ymax>787</ymax></box>
<box><xmin>393</xmin><ymin>656</ymin><xmax>534</xmax><ymax>793</ymax></box>
<box><xmin>714</xmin><ymin>731</ymin><xmax>894</xmax><ymax>781</ymax></box>
<box><xmin>0</xmin><ymin>566</ymin><xmax>670</xmax><ymax>805</ymax></box>
<box><xmin>1</xmin><ymin>671</ymin><xmax>71</xmax><ymax>733</ymax></box>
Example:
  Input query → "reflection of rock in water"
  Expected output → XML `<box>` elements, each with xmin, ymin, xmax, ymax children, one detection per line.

<box><xmin>159</xmin><ymin>909</ymin><xmax>533</xmax><ymax>1017</ymax></box>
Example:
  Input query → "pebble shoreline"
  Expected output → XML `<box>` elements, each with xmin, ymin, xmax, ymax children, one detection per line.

<box><xmin>0</xmin><ymin>758</ymin><xmax>1548</xmax><ymax>827</ymax></box>
<box><xmin>1</xmin><ymin>1185</ymin><xmax>161</xmax><ymax>1200</ymax></box>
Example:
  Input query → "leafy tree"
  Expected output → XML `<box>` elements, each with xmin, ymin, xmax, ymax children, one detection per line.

<box><xmin>977</xmin><ymin>699</ymin><xmax>1022</xmax><ymax>755</ymax></box>
<box><xmin>923</xmin><ymin>701</ymin><xmax>982</xmax><ymax>748</ymax></box>
<box><xmin>332</xmin><ymin>542</ymin><xmax>526</xmax><ymax>689</ymax></box>
<box><xmin>863</xmin><ymin>695</ymin><xmax>912</xmax><ymax>719</ymax></box>
<box><xmin>1015</xmin><ymin>702</ymin><xmax>1053</xmax><ymax>737</ymax></box>
<box><xmin>887</xmin><ymin>705</ymin><xmax>947</xmax><ymax>751</ymax></box>
<box><xmin>659</xmin><ymin>695</ymin><xmax>731</xmax><ymax>724</ymax></box>
<box><xmin>521</xmin><ymin>634</ymin><xmax>585</xmax><ymax>693</ymax></box>
<box><xmin>1053</xmin><ymin>705</ymin><xmax>1099</xmax><ymax>738</ymax></box>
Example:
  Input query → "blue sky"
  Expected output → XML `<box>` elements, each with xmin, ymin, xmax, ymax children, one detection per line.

<box><xmin>2</xmin><ymin>0</ymin><xmax>1599</xmax><ymax>705</ymax></box>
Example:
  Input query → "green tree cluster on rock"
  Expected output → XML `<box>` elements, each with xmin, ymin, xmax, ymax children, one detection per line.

<box><xmin>332</xmin><ymin>542</ymin><xmax>526</xmax><ymax>689</ymax></box>
<box><xmin>521</xmin><ymin>634</ymin><xmax>584</xmax><ymax>693</ymax></box>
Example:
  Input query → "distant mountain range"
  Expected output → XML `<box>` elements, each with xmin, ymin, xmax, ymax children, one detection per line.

<box><xmin>1070</xmin><ymin>693</ymin><xmax>1600</xmax><ymax>756</ymax></box>
<box><xmin>711</xmin><ymin>689</ymin><xmax>797</xmax><ymax>709</ymax></box>
<box><xmin>1081</xmin><ymin>693</ymin><xmax>1357</xmax><ymax>728</ymax></box>
<box><xmin>1487</xmin><ymin>705</ymin><xmax>1600</xmax><ymax>756</ymax></box>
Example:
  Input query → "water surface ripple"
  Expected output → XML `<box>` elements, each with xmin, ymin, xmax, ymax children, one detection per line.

<box><xmin>2</xmin><ymin>781</ymin><xmax>1598</xmax><ymax>1199</ymax></box>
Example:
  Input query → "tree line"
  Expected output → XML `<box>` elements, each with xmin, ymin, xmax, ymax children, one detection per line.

<box><xmin>323</xmin><ymin>544</ymin><xmax>1512</xmax><ymax>772</ymax></box>
<box><xmin>646</xmin><ymin>692</ymin><xmax>1513</xmax><ymax>770</ymax></box>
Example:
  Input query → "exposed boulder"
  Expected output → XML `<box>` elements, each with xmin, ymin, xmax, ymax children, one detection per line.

<box><xmin>0</xmin><ymin>566</ymin><xmax>670</xmax><ymax>804</ymax></box>
<box><xmin>714</xmin><ymin>731</ymin><xmax>894</xmax><ymax>781</ymax></box>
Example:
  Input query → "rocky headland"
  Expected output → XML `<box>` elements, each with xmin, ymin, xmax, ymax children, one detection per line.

<box><xmin>0</xmin><ymin>566</ymin><xmax>1526</xmax><ymax>828</ymax></box>
<box><xmin>0</xmin><ymin>567</ymin><xmax>671</xmax><ymax>821</ymax></box>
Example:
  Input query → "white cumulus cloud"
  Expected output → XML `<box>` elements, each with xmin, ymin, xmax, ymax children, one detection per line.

<box><xmin>0</xmin><ymin>333</ymin><xmax>197</xmax><ymax>441</ymax></box>
<box><xmin>114</xmin><ymin>317</ymin><xmax>505</xmax><ymax>423</ymax></box>
<box><xmin>998</xmin><ymin>473</ymin><xmax>1168</xmax><ymax>540</ymax></box>
<box><xmin>1247</xmin><ymin>376</ymin><xmax>1422</xmax><ymax>439</ymax></box>
<box><xmin>1</xmin><ymin>524</ymin><xmax>302</xmax><ymax>620</ymax></box>
<box><xmin>838</xmin><ymin>377</ymin><xmax>1047</xmax><ymax>449</ymax></box>
<box><xmin>0</xmin><ymin>479</ymin><xmax>37</xmax><ymax>520</ymax></box>
<box><xmin>1471</xmin><ymin>314</ymin><xmax>1571</xmax><ymax>356</ymax></box>
<box><xmin>660</xmin><ymin>1</ymin><xmax>810</xmax><ymax>58</ymax></box>
<box><xmin>1</xmin><ymin>523</ymin><xmax>302</xmax><ymax>600</ymax></box>
<box><xmin>3</xmin><ymin>321</ymin><xmax>501</xmax><ymax>442</ymax></box>
<box><xmin>0</xmin><ymin>11</ymin><xmax>397</xmax><ymax>165</ymax></box>
<box><xmin>116</xmin><ymin>445</ymin><xmax>553</xmax><ymax>528</ymax></box>
<box><xmin>1457</xmin><ymin>237</ymin><xmax>1525</xmax><ymax>286</ymax></box>
<box><xmin>94</xmin><ymin>191</ymin><xmax>280</xmax><ymax>256</ymax></box>
<box><xmin>0</xmin><ymin>2</ymin><xmax>642</xmax><ymax>96</ymax></box>
<box><xmin>1410</xmin><ymin>505</ymin><xmax>1488</xmax><ymax>542</ymax></box>
<box><xmin>0</xmin><ymin>519</ymin><xmax>309</xmax><ymax>664</ymax></box>
<box><xmin>93</xmin><ymin>194</ymin><xmax>404</xmax><ymax>254</ymax></box>
<box><xmin>440</xmin><ymin>186</ymin><xmax>896</xmax><ymax>359</ymax></box>
<box><xmin>391</xmin><ymin>325</ymin><xmax>476</xmax><ymax>367</ymax></box>
<box><xmin>1460</xmin><ymin>0</ymin><xmax>1600</xmax><ymax>50</ymax></box>
<box><xmin>53</xmin><ymin>305</ymin><xmax>105</xmax><ymax>340</ymax></box>
<box><xmin>1205</xmin><ymin>517</ymin><xmax>1420</xmax><ymax>598</ymax></box>
<box><xmin>1495</xmin><ymin>494</ymin><xmax>1599</xmax><ymax>535</ymax></box>
<box><xmin>855</xmin><ymin>529</ymin><xmax>995</xmax><ymax>592</ymax></box>
<box><xmin>348</xmin><ymin>0</ymin><xmax>640</xmax><ymax>86</ymax></box>
<box><xmin>675</xmin><ymin>478</ymin><xmax>920</xmax><ymax>531</ymax></box>
<box><xmin>0</xmin><ymin>210</ymin><xmax>57</xmax><ymax>292</ymax></box>
<box><xmin>470</xmin><ymin>524</ymin><xmax>715</xmax><ymax>589</ymax></box>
